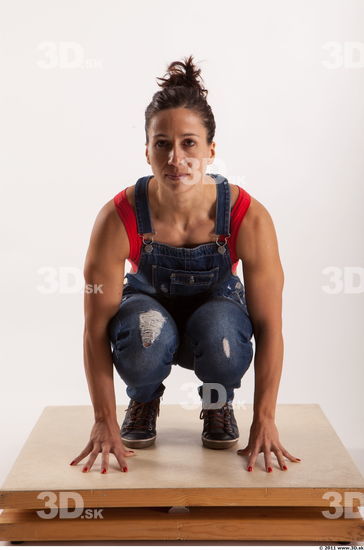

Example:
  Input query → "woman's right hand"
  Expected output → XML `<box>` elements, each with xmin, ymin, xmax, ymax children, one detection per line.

<box><xmin>69</xmin><ymin>419</ymin><xmax>136</xmax><ymax>473</ymax></box>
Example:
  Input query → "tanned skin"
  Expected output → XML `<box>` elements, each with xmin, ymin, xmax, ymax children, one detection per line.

<box><xmin>69</xmin><ymin>107</ymin><xmax>301</xmax><ymax>474</ymax></box>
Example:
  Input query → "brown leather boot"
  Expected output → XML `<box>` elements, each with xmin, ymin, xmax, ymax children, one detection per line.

<box><xmin>120</xmin><ymin>396</ymin><xmax>161</xmax><ymax>448</ymax></box>
<box><xmin>200</xmin><ymin>402</ymin><xmax>239</xmax><ymax>449</ymax></box>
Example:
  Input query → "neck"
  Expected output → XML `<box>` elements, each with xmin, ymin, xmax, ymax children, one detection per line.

<box><xmin>149</xmin><ymin>174</ymin><xmax>215</xmax><ymax>231</ymax></box>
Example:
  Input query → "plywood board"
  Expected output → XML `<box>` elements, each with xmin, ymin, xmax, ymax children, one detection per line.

<box><xmin>0</xmin><ymin>404</ymin><xmax>363</xmax><ymax>509</ymax></box>
<box><xmin>1</xmin><ymin>506</ymin><xmax>363</xmax><ymax>542</ymax></box>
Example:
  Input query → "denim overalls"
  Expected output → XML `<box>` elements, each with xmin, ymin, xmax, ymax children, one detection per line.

<box><xmin>123</xmin><ymin>174</ymin><xmax>248</xmax><ymax>302</ymax></box>
<box><xmin>108</xmin><ymin>174</ymin><xmax>254</xmax><ymax>405</ymax></box>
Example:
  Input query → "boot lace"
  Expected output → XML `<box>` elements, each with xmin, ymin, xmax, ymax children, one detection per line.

<box><xmin>124</xmin><ymin>397</ymin><xmax>161</xmax><ymax>431</ymax></box>
<box><xmin>199</xmin><ymin>403</ymin><xmax>235</xmax><ymax>436</ymax></box>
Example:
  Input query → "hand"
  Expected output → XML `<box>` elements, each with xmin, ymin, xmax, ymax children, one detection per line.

<box><xmin>236</xmin><ymin>418</ymin><xmax>302</xmax><ymax>472</ymax></box>
<box><xmin>69</xmin><ymin>419</ymin><xmax>136</xmax><ymax>474</ymax></box>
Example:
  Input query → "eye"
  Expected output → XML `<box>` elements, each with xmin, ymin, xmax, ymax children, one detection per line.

<box><xmin>155</xmin><ymin>139</ymin><xmax>196</xmax><ymax>148</ymax></box>
<box><xmin>155</xmin><ymin>140</ymin><xmax>167</xmax><ymax>148</ymax></box>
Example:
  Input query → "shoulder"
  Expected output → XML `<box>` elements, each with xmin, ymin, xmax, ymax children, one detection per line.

<box><xmin>229</xmin><ymin>183</ymin><xmax>239</xmax><ymax>208</ymax></box>
<box><xmin>242</xmin><ymin>195</ymin><xmax>272</xmax><ymax>226</ymax></box>
<box><xmin>236</xmin><ymin>195</ymin><xmax>281</xmax><ymax>265</ymax></box>
<box><xmin>124</xmin><ymin>185</ymin><xmax>136</xmax><ymax>208</ymax></box>
<box><xmin>87</xmin><ymin>198</ymin><xmax>129</xmax><ymax>262</ymax></box>
<box><xmin>95</xmin><ymin>198</ymin><xmax>126</xmax><ymax>231</ymax></box>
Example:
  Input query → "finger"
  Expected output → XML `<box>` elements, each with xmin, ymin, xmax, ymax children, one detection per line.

<box><xmin>281</xmin><ymin>448</ymin><xmax>301</xmax><ymax>462</ymax></box>
<box><xmin>114</xmin><ymin>449</ymin><xmax>128</xmax><ymax>472</ymax></box>
<box><xmin>101</xmin><ymin>450</ymin><xmax>110</xmax><ymax>474</ymax></box>
<box><xmin>83</xmin><ymin>449</ymin><xmax>99</xmax><ymax>473</ymax></box>
<box><xmin>124</xmin><ymin>449</ymin><xmax>136</xmax><ymax>456</ymax></box>
<box><xmin>247</xmin><ymin>448</ymin><xmax>259</xmax><ymax>471</ymax></box>
<box><xmin>70</xmin><ymin>441</ymin><xmax>93</xmax><ymax>465</ymax></box>
<box><xmin>275</xmin><ymin>449</ymin><xmax>288</xmax><ymax>470</ymax></box>
<box><xmin>236</xmin><ymin>446</ymin><xmax>250</xmax><ymax>455</ymax></box>
<box><xmin>120</xmin><ymin>443</ymin><xmax>136</xmax><ymax>457</ymax></box>
<box><xmin>264</xmin><ymin>448</ymin><xmax>273</xmax><ymax>473</ymax></box>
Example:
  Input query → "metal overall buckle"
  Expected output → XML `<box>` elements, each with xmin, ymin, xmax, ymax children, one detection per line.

<box><xmin>142</xmin><ymin>235</ymin><xmax>154</xmax><ymax>253</ymax></box>
<box><xmin>215</xmin><ymin>236</ymin><xmax>229</xmax><ymax>254</ymax></box>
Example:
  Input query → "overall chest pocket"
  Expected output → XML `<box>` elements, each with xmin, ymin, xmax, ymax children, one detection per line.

<box><xmin>152</xmin><ymin>265</ymin><xmax>220</xmax><ymax>296</ymax></box>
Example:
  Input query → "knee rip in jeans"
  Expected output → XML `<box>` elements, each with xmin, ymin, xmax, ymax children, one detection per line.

<box><xmin>139</xmin><ymin>309</ymin><xmax>167</xmax><ymax>347</ymax></box>
<box><xmin>222</xmin><ymin>337</ymin><xmax>230</xmax><ymax>358</ymax></box>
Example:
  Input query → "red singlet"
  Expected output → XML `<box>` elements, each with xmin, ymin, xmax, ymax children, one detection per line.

<box><xmin>113</xmin><ymin>184</ymin><xmax>251</xmax><ymax>274</ymax></box>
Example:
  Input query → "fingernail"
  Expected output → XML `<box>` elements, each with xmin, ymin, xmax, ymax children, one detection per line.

<box><xmin>296</xmin><ymin>458</ymin><xmax>301</xmax><ymax>461</ymax></box>
<box><xmin>82</xmin><ymin>466</ymin><xmax>88</xmax><ymax>472</ymax></box>
<box><xmin>122</xmin><ymin>466</ymin><xmax>128</xmax><ymax>472</ymax></box>
<box><xmin>69</xmin><ymin>460</ymin><xmax>76</xmax><ymax>466</ymax></box>
<box><xmin>267</xmin><ymin>467</ymin><xmax>272</xmax><ymax>472</ymax></box>
<box><xmin>282</xmin><ymin>465</ymin><xmax>288</xmax><ymax>470</ymax></box>
<box><xmin>247</xmin><ymin>466</ymin><xmax>253</xmax><ymax>472</ymax></box>
<box><xmin>101</xmin><ymin>468</ymin><xmax>106</xmax><ymax>474</ymax></box>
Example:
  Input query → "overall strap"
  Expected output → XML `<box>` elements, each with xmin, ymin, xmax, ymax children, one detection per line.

<box><xmin>213</xmin><ymin>174</ymin><xmax>231</xmax><ymax>237</ymax></box>
<box><xmin>134</xmin><ymin>175</ymin><xmax>155</xmax><ymax>235</ymax></box>
<box><xmin>134</xmin><ymin>173</ymin><xmax>231</xmax><ymax>237</ymax></box>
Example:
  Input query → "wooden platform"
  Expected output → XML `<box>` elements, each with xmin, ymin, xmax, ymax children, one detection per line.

<box><xmin>0</xmin><ymin>404</ymin><xmax>363</xmax><ymax>543</ymax></box>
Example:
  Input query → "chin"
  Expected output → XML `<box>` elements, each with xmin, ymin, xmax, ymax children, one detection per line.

<box><xmin>164</xmin><ymin>174</ymin><xmax>197</xmax><ymax>186</ymax></box>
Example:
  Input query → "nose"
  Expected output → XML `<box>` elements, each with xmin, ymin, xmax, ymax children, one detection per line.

<box><xmin>167</xmin><ymin>145</ymin><xmax>187</xmax><ymax>168</ymax></box>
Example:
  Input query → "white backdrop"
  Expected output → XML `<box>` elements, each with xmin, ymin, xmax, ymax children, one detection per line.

<box><xmin>1</xmin><ymin>0</ymin><xmax>363</xmax><ymax>488</ymax></box>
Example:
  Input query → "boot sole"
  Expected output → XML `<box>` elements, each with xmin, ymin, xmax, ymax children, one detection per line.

<box><xmin>201</xmin><ymin>436</ymin><xmax>239</xmax><ymax>449</ymax></box>
<box><xmin>121</xmin><ymin>435</ymin><xmax>156</xmax><ymax>448</ymax></box>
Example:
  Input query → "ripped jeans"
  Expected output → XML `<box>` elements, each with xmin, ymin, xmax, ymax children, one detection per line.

<box><xmin>107</xmin><ymin>278</ymin><xmax>254</xmax><ymax>406</ymax></box>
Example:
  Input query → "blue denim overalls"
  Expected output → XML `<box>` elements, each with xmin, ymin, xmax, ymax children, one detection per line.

<box><xmin>123</xmin><ymin>173</ymin><xmax>248</xmax><ymax>305</ymax></box>
<box><xmin>108</xmin><ymin>174</ymin><xmax>254</xmax><ymax>404</ymax></box>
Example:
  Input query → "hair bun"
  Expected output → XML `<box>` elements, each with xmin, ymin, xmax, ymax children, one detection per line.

<box><xmin>145</xmin><ymin>55</ymin><xmax>216</xmax><ymax>145</ymax></box>
<box><xmin>157</xmin><ymin>55</ymin><xmax>207</xmax><ymax>98</ymax></box>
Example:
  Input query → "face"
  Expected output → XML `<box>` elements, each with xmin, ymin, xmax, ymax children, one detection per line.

<box><xmin>145</xmin><ymin>107</ymin><xmax>215</xmax><ymax>187</ymax></box>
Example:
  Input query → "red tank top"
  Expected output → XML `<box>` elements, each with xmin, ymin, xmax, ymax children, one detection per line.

<box><xmin>113</xmin><ymin>184</ymin><xmax>251</xmax><ymax>274</ymax></box>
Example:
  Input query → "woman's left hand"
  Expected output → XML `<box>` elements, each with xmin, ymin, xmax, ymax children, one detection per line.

<box><xmin>236</xmin><ymin>418</ymin><xmax>302</xmax><ymax>472</ymax></box>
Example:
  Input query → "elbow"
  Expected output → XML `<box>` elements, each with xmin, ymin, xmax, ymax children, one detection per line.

<box><xmin>83</xmin><ymin>320</ymin><xmax>110</xmax><ymax>341</ymax></box>
<box><xmin>252</xmin><ymin>320</ymin><xmax>283</xmax><ymax>341</ymax></box>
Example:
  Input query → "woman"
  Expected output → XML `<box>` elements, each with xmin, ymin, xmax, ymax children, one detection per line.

<box><xmin>70</xmin><ymin>55</ymin><xmax>301</xmax><ymax>475</ymax></box>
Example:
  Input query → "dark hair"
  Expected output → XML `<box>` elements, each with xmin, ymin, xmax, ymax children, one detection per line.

<box><xmin>145</xmin><ymin>55</ymin><xmax>216</xmax><ymax>145</ymax></box>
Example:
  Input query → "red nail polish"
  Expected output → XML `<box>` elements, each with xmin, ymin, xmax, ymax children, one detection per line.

<box><xmin>283</xmin><ymin>465</ymin><xmax>287</xmax><ymax>470</ymax></box>
<box><xmin>247</xmin><ymin>466</ymin><xmax>252</xmax><ymax>472</ymax></box>
<box><xmin>123</xmin><ymin>466</ymin><xmax>128</xmax><ymax>472</ymax></box>
<box><xmin>69</xmin><ymin>460</ymin><xmax>76</xmax><ymax>466</ymax></box>
<box><xmin>82</xmin><ymin>466</ymin><xmax>88</xmax><ymax>472</ymax></box>
<box><xmin>101</xmin><ymin>468</ymin><xmax>106</xmax><ymax>474</ymax></box>
<box><xmin>267</xmin><ymin>467</ymin><xmax>272</xmax><ymax>472</ymax></box>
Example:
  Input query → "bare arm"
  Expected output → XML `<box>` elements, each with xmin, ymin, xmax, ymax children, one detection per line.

<box><xmin>236</xmin><ymin>197</ymin><xmax>284</xmax><ymax>422</ymax></box>
<box><xmin>83</xmin><ymin>200</ymin><xmax>130</xmax><ymax>426</ymax></box>
<box><xmin>235</xmin><ymin>198</ymin><xmax>301</xmax><ymax>472</ymax></box>
<box><xmin>70</xmin><ymin>199</ymin><xmax>135</xmax><ymax>474</ymax></box>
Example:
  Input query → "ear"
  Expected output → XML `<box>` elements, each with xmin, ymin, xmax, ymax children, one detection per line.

<box><xmin>145</xmin><ymin>146</ymin><xmax>150</xmax><ymax>165</ymax></box>
<box><xmin>208</xmin><ymin>141</ymin><xmax>216</xmax><ymax>164</ymax></box>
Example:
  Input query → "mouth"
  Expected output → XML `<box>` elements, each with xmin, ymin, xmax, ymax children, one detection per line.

<box><xmin>165</xmin><ymin>173</ymin><xmax>189</xmax><ymax>178</ymax></box>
